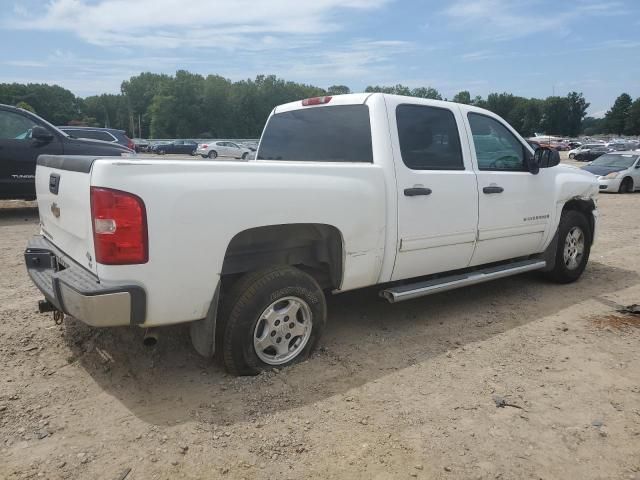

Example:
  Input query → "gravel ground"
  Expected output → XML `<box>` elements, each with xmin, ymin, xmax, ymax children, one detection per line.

<box><xmin>1</xmin><ymin>159</ymin><xmax>639</xmax><ymax>480</ymax></box>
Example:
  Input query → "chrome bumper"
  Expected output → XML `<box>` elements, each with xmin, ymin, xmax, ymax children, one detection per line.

<box><xmin>25</xmin><ymin>236</ymin><xmax>146</xmax><ymax>327</ymax></box>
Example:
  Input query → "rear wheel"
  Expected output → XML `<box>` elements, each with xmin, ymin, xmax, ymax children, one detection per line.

<box><xmin>618</xmin><ymin>177</ymin><xmax>633</xmax><ymax>193</ymax></box>
<box><xmin>242</xmin><ymin>152</ymin><xmax>248</xmax><ymax>160</ymax></box>
<box><xmin>545</xmin><ymin>211</ymin><xmax>591</xmax><ymax>284</ymax></box>
<box><xmin>208</xmin><ymin>150</ymin><xmax>218</xmax><ymax>159</ymax></box>
<box><xmin>220</xmin><ymin>266</ymin><xmax>326</xmax><ymax>376</ymax></box>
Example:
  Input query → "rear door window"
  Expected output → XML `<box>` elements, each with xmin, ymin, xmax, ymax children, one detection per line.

<box><xmin>396</xmin><ymin>104</ymin><xmax>464</xmax><ymax>170</ymax></box>
<box><xmin>258</xmin><ymin>105</ymin><xmax>373</xmax><ymax>162</ymax></box>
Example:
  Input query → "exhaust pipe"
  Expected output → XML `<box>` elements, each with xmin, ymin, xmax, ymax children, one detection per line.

<box><xmin>142</xmin><ymin>329</ymin><xmax>159</xmax><ymax>347</ymax></box>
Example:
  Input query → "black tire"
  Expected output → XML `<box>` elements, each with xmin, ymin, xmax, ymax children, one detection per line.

<box><xmin>157</xmin><ymin>149</ymin><xmax>165</xmax><ymax>155</ymax></box>
<box><xmin>545</xmin><ymin>210</ymin><xmax>591</xmax><ymax>284</ymax></box>
<box><xmin>208</xmin><ymin>150</ymin><xmax>217</xmax><ymax>159</ymax></box>
<box><xmin>242</xmin><ymin>152</ymin><xmax>248</xmax><ymax>160</ymax></box>
<box><xmin>568</xmin><ymin>153</ymin><xmax>575</xmax><ymax>159</ymax></box>
<box><xmin>618</xmin><ymin>177</ymin><xmax>633</xmax><ymax>193</ymax></box>
<box><xmin>220</xmin><ymin>266</ymin><xmax>326</xmax><ymax>376</ymax></box>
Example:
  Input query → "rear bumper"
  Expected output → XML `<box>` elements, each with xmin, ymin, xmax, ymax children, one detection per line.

<box><xmin>24</xmin><ymin>235</ymin><xmax>146</xmax><ymax>327</ymax></box>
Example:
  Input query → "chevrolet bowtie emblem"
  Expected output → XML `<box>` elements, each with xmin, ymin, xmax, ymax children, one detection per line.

<box><xmin>51</xmin><ymin>202</ymin><xmax>60</xmax><ymax>218</ymax></box>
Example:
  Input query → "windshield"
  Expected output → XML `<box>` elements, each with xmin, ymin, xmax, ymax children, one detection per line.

<box><xmin>590</xmin><ymin>154</ymin><xmax>637</xmax><ymax>168</ymax></box>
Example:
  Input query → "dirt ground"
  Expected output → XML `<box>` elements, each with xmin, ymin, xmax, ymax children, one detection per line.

<box><xmin>1</xmin><ymin>162</ymin><xmax>640</xmax><ymax>479</ymax></box>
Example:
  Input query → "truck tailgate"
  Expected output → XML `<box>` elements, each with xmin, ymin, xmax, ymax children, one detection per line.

<box><xmin>35</xmin><ymin>156</ymin><xmax>96</xmax><ymax>275</ymax></box>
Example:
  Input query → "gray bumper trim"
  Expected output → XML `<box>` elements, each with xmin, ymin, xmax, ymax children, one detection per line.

<box><xmin>25</xmin><ymin>235</ymin><xmax>146</xmax><ymax>326</ymax></box>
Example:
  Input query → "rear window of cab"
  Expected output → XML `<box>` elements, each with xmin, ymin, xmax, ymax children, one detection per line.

<box><xmin>257</xmin><ymin>105</ymin><xmax>373</xmax><ymax>163</ymax></box>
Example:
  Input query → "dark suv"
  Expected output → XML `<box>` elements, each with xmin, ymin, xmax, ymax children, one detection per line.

<box><xmin>0</xmin><ymin>104</ymin><xmax>133</xmax><ymax>200</ymax></box>
<box><xmin>58</xmin><ymin>126</ymin><xmax>136</xmax><ymax>151</ymax></box>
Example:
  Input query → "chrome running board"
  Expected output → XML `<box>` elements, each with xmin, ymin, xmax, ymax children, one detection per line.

<box><xmin>380</xmin><ymin>259</ymin><xmax>546</xmax><ymax>303</ymax></box>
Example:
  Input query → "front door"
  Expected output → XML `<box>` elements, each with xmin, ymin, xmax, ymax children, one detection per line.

<box><xmin>464</xmin><ymin>111</ymin><xmax>555</xmax><ymax>266</ymax></box>
<box><xmin>387</xmin><ymin>99</ymin><xmax>479</xmax><ymax>281</ymax></box>
<box><xmin>0</xmin><ymin>109</ymin><xmax>63</xmax><ymax>199</ymax></box>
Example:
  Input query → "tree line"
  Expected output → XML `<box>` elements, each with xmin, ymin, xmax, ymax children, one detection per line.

<box><xmin>1</xmin><ymin>71</ymin><xmax>638</xmax><ymax>139</ymax></box>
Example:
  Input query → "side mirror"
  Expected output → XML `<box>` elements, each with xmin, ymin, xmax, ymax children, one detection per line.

<box><xmin>534</xmin><ymin>148</ymin><xmax>560</xmax><ymax>169</ymax></box>
<box><xmin>526</xmin><ymin>154</ymin><xmax>540</xmax><ymax>175</ymax></box>
<box><xmin>32</xmin><ymin>125</ymin><xmax>54</xmax><ymax>143</ymax></box>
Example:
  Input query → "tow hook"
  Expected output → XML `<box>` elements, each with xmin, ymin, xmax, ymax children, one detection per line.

<box><xmin>38</xmin><ymin>300</ymin><xmax>64</xmax><ymax>324</ymax></box>
<box><xmin>53</xmin><ymin>310</ymin><xmax>64</xmax><ymax>325</ymax></box>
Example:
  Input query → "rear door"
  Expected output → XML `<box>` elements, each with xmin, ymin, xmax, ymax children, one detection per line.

<box><xmin>464</xmin><ymin>110</ymin><xmax>555</xmax><ymax>266</ymax></box>
<box><xmin>386</xmin><ymin>98</ymin><xmax>479</xmax><ymax>281</ymax></box>
<box><xmin>0</xmin><ymin>108</ymin><xmax>63</xmax><ymax>198</ymax></box>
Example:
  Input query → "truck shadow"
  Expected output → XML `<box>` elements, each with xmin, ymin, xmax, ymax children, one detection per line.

<box><xmin>63</xmin><ymin>260</ymin><xmax>639</xmax><ymax>427</ymax></box>
<box><xmin>0</xmin><ymin>204</ymin><xmax>39</xmax><ymax>227</ymax></box>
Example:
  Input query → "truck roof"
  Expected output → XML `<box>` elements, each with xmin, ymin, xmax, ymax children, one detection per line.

<box><xmin>273</xmin><ymin>92</ymin><xmax>491</xmax><ymax>116</ymax></box>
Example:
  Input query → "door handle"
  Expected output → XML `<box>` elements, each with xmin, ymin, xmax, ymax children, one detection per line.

<box><xmin>404</xmin><ymin>187</ymin><xmax>432</xmax><ymax>196</ymax></box>
<box><xmin>483</xmin><ymin>186</ymin><xmax>504</xmax><ymax>194</ymax></box>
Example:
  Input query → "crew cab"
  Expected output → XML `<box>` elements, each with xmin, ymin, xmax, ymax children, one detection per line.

<box><xmin>0</xmin><ymin>104</ymin><xmax>133</xmax><ymax>200</ymax></box>
<box><xmin>24</xmin><ymin>94</ymin><xmax>599</xmax><ymax>375</ymax></box>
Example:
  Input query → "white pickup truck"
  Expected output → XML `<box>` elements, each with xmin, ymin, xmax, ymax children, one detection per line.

<box><xmin>25</xmin><ymin>93</ymin><xmax>599</xmax><ymax>375</ymax></box>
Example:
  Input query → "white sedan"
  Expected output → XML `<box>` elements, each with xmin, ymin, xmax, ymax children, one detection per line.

<box><xmin>581</xmin><ymin>152</ymin><xmax>640</xmax><ymax>193</ymax></box>
<box><xmin>195</xmin><ymin>141</ymin><xmax>252</xmax><ymax>160</ymax></box>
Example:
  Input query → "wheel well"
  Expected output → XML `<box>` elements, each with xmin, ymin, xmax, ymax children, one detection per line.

<box><xmin>221</xmin><ymin>224</ymin><xmax>343</xmax><ymax>290</ymax></box>
<box><xmin>562</xmin><ymin>198</ymin><xmax>595</xmax><ymax>244</ymax></box>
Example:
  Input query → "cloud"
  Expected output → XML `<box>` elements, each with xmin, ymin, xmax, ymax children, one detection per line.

<box><xmin>442</xmin><ymin>0</ymin><xmax>628</xmax><ymax>41</ymax></box>
<box><xmin>8</xmin><ymin>0</ymin><xmax>389</xmax><ymax>49</ymax></box>
<box><xmin>460</xmin><ymin>50</ymin><xmax>497</xmax><ymax>61</ymax></box>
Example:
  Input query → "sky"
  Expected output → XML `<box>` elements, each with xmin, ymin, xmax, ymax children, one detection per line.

<box><xmin>1</xmin><ymin>0</ymin><xmax>639</xmax><ymax>117</ymax></box>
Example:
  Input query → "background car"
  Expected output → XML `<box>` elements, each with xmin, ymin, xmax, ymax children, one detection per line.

<box><xmin>132</xmin><ymin>138</ymin><xmax>150</xmax><ymax>152</ymax></box>
<box><xmin>581</xmin><ymin>152</ymin><xmax>640</xmax><ymax>193</ymax></box>
<box><xmin>574</xmin><ymin>145</ymin><xmax>610</xmax><ymax>162</ymax></box>
<box><xmin>58</xmin><ymin>126</ymin><xmax>135</xmax><ymax>151</ymax></box>
<box><xmin>608</xmin><ymin>142</ymin><xmax>633</xmax><ymax>152</ymax></box>
<box><xmin>151</xmin><ymin>140</ymin><xmax>198</xmax><ymax>155</ymax></box>
<box><xmin>568</xmin><ymin>143</ymin><xmax>605</xmax><ymax>159</ymax></box>
<box><xmin>195</xmin><ymin>140</ymin><xmax>251</xmax><ymax>159</ymax></box>
<box><xmin>1</xmin><ymin>104</ymin><xmax>132</xmax><ymax>199</ymax></box>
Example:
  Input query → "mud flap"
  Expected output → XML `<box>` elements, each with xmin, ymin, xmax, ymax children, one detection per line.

<box><xmin>540</xmin><ymin>230</ymin><xmax>559</xmax><ymax>272</ymax></box>
<box><xmin>189</xmin><ymin>284</ymin><xmax>220</xmax><ymax>358</ymax></box>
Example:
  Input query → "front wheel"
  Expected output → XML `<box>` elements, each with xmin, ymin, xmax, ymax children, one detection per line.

<box><xmin>618</xmin><ymin>177</ymin><xmax>633</xmax><ymax>193</ymax></box>
<box><xmin>545</xmin><ymin>211</ymin><xmax>591</xmax><ymax>283</ymax></box>
<box><xmin>568</xmin><ymin>153</ymin><xmax>575</xmax><ymax>159</ymax></box>
<box><xmin>241</xmin><ymin>152</ymin><xmax>248</xmax><ymax>160</ymax></box>
<box><xmin>220</xmin><ymin>266</ymin><xmax>326</xmax><ymax>376</ymax></box>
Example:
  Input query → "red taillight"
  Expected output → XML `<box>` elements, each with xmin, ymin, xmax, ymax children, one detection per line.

<box><xmin>126</xmin><ymin>136</ymin><xmax>135</xmax><ymax>151</ymax></box>
<box><xmin>201</xmin><ymin>144</ymin><xmax>208</xmax><ymax>149</ymax></box>
<box><xmin>90</xmin><ymin>187</ymin><xmax>148</xmax><ymax>265</ymax></box>
<box><xmin>301</xmin><ymin>96</ymin><xmax>332</xmax><ymax>106</ymax></box>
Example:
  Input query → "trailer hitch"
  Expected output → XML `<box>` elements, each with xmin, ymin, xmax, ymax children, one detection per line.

<box><xmin>38</xmin><ymin>300</ymin><xmax>64</xmax><ymax>325</ymax></box>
